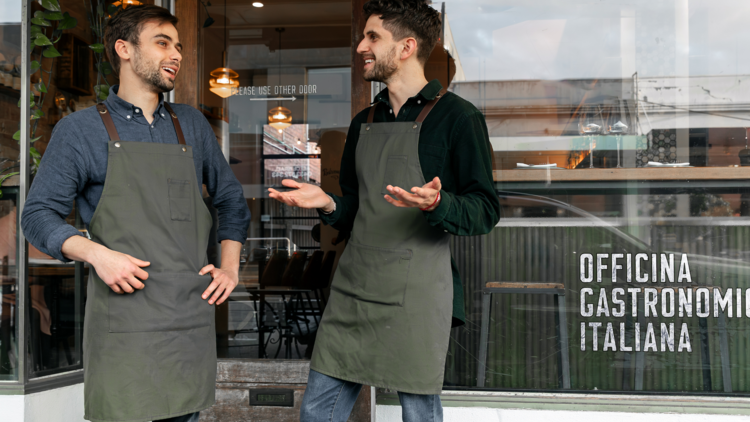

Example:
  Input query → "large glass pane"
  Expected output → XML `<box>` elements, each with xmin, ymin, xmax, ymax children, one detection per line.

<box><xmin>439</xmin><ymin>0</ymin><xmax>750</xmax><ymax>394</ymax></box>
<box><xmin>0</xmin><ymin>0</ymin><xmax>22</xmax><ymax>382</ymax></box>
<box><xmin>202</xmin><ymin>0</ymin><xmax>351</xmax><ymax>359</ymax></box>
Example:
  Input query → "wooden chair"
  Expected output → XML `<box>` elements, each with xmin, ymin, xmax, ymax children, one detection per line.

<box><xmin>477</xmin><ymin>282</ymin><xmax>570</xmax><ymax>389</ymax></box>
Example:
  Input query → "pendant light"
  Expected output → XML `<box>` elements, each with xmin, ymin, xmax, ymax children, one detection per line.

<box><xmin>112</xmin><ymin>0</ymin><xmax>143</xmax><ymax>9</ymax></box>
<box><xmin>268</xmin><ymin>27</ymin><xmax>292</xmax><ymax>133</ymax></box>
<box><xmin>209</xmin><ymin>0</ymin><xmax>239</xmax><ymax>98</ymax></box>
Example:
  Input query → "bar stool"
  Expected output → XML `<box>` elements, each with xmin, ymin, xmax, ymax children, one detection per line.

<box><xmin>477</xmin><ymin>282</ymin><xmax>570</xmax><ymax>388</ymax></box>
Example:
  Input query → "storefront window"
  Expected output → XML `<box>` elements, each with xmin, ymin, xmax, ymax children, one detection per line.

<box><xmin>0</xmin><ymin>0</ymin><xmax>22</xmax><ymax>382</ymax></box>
<box><xmin>439</xmin><ymin>0</ymin><xmax>750</xmax><ymax>393</ymax></box>
<box><xmin>202</xmin><ymin>0</ymin><xmax>351</xmax><ymax>359</ymax></box>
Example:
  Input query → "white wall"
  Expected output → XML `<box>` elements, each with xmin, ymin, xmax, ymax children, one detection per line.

<box><xmin>0</xmin><ymin>383</ymin><xmax>85</xmax><ymax>422</ymax></box>
<box><xmin>376</xmin><ymin>405</ymin><xmax>750</xmax><ymax>422</ymax></box>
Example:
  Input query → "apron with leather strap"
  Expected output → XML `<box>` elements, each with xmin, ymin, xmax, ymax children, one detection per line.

<box><xmin>310</xmin><ymin>96</ymin><xmax>453</xmax><ymax>394</ymax></box>
<box><xmin>83</xmin><ymin>103</ymin><xmax>215</xmax><ymax>422</ymax></box>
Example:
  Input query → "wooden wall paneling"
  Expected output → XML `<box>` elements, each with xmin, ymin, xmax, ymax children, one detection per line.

<box><xmin>175</xmin><ymin>0</ymin><xmax>200</xmax><ymax>109</ymax></box>
<box><xmin>351</xmin><ymin>0</ymin><xmax>370</xmax><ymax>118</ymax></box>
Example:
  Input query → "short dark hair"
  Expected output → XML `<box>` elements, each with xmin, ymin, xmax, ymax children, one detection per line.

<box><xmin>104</xmin><ymin>5</ymin><xmax>178</xmax><ymax>74</ymax></box>
<box><xmin>363</xmin><ymin>0</ymin><xmax>441</xmax><ymax>65</ymax></box>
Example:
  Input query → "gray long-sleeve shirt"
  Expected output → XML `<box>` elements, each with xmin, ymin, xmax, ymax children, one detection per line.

<box><xmin>21</xmin><ymin>85</ymin><xmax>250</xmax><ymax>262</ymax></box>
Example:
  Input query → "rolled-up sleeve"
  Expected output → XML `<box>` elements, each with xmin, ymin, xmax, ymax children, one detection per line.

<box><xmin>21</xmin><ymin>118</ymin><xmax>87</xmax><ymax>262</ymax></box>
<box><xmin>200</xmin><ymin>118</ymin><xmax>250</xmax><ymax>243</ymax></box>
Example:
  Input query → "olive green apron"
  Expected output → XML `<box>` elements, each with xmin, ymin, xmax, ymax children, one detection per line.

<box><xmin>83</xmin><ymin>103</ymin><xmax>215</xmax><ymax>422</ymax></box>
<box><xmin>310</xmin><ymin>97</ymin><xmax>453</xmax><ymax>394</ymax></box>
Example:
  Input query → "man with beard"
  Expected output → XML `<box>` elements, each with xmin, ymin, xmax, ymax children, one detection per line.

<box><xmin>268</xmin><ymin>1</ymin><xmax>499</xmax><ymax>421</ymax></box>
<box><xmin>21</xmin><ymin>5</ymin><xmax>250</xmax><ymax>422</ymax></box>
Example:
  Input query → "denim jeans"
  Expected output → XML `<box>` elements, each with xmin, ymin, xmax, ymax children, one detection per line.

<box><xmin>301</xmin><ymin>370</ymin><xmax>442</xmax><ymax>422</ymax></box>
<box><xmin>154</xmin><ymin>412</ymin><xmax>200</xmax><ymax>422</ymax></box>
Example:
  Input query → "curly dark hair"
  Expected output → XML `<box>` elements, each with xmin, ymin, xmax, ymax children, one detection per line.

<box><xmin>363</xmin><ymin>0</ymin><xmax>441</xmax><ymax>65</ymax></box>
<box><xmin>104</xmin><ymin>5</ymin><xmax>179</xmax><ymax>74</ymax></box>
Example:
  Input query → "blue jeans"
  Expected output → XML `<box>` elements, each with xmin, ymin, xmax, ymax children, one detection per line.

<box><xmin>154</xmin><ymin>412</ymin><xmax>200</xmax><ymax>422</ymax></box>
<box><xmin>301</xmin><ymin>370</ymin><xmax>442</xmax><ymax>422</ymax></box>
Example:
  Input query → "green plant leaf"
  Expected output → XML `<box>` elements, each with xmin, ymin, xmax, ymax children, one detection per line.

<box><xmin>30</xmin><ymin>136</ymin><xmax>42</xmax><ymax>143</ymax></box>
<box><xmin>37</xmin><ymin>80</ymin><xmax>47</xmax><ymax>93</ymax></box>
<box><xmin>40</xmin><ymin>0</ymin><xmax>61</xmax><ymax>12</ymax></box>
<box><xmin>97</xmin><ymin>3</ymin><xmax>104</xmax><ymax>17</ymax></box>
<box><xmin>89</xmin><ymin>43</ymin><xmax>105</xmax><ymax>53</ymax></box>
<box><xmin>31</xmin><ymin>17</ymin><xmax>51</xmax><ymax>27</ymax></box>
<box><xmin>98</xmin><ymin>61</ymin><xmax>113</xmax><ymax>76</ymax></box>
<box><xmin>57</xmin><ymin>12</ymin><xmax>77</xmax><ymax>30</ymax></box>
<box><xmin>30</xmin><ymin>25</ymin><xmax>42</xmax><ymax>36</ymax></box>
<box><xmin>43</xmin><ymin>45</ymin><xmax>61</xmax><ymax>58</ymax></box>
<box><xmin>44</xmin><ymin>11</ymin><xmax>63</xmax><ymax>20</ymax></box>
<box><xmin>29</xmin><ymin>147</ymin><xmax>41</xmax><ymax>158</ymax></box>
<box><xmin>0</xmin><ymin>172</ymin><xmax>20</xmax><ymax>190</ymax></box>
<box><xmin>12</xmin><ymin>131</ymin><xmax>20</xmax><ymax>141</ymax></box>
<box><xmin>31</xmin><ymin>109</ymin><xmax>44</xmax><ymax>120</ymax></box>
<box><xmin>107</xmin><ymin>4</ymin><xmax>118</xmax><ymax>15</ymax></box>
<box><xmin>30</xmin><ymin>60</ymin><xmax>41</xmax><ymax>73</ymax></box>
<box><xmin>34</xmin><ymin>34</ymin><xmax>53</xmax><ymax>46</ymax></box>
<box><xmin>94</xmin><ymin>84</ymin><xmax>109</xmax><ymax>100</ymax></box>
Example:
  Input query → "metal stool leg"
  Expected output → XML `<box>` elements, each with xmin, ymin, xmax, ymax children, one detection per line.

<box><xmin>635</xmin><ymin>296</ymin><xmax>646</xmax><ymax>390</ymax></box>
<box><xmin>554</xmin><ymin>293</ymin><xmax>571</xmax><ymax>389</ymax></box>
<box><xmin>718</xmin><ymin>310</ymin><xmax>732</xmax><ymax>392</ymax></box>
<box><xmin>477</xmin><ymin>292</ymin><xmax>492</xmax><ymax>387</ymax></box>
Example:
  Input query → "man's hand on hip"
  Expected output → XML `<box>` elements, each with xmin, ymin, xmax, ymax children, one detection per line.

<box><xmin>62</xmin><ymin>235</ymin><xmax>149</xmax><ymax>294</ymax></box>
<box><xmin>90</xmin><ymin>249</ymin><xmax>150</xmax><ymax>294</ymax></box>
<box><xmin>199</xmin><ymin>265</ymin><xmax>238</xmax><ymax>305</ymax></box>
<box><xmin>385</xmin><ymin>177</ymin><xmax>442</xmax><ymax>211</ymax></box>
<box><xmin>268</xmin><ymin>179</ymin><xmax>333</xmax><ymax>211</ymax></box>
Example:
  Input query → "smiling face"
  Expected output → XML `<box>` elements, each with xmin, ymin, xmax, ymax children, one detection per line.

<box><xmin>357</xmin><ymin>16</ymin><xmax>401</xmax><ymax>83</ymax></box>
<box><xmin>129</xmin><ymin>20</ymin><xmax>182</xmax><ymax>93</ymax></box>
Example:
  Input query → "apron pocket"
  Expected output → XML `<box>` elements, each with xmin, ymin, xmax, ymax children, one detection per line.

<box><xmin>381</xmin><ymin>155</ymin><xmax>408</xmax><ymax>195</ymax></box>
<box><xmin>108</xmin><ymin>272</ymin><xmax>212</xmax><ymax>333</ymax></box>
<box><xmin>168</xmin><ymin>178</ymin><xmax>192</xmax><ymax>222</ymax></box>
<box><xmin>335</xmin><ymin>241</ymin><xmax>412</xmax><ymax>306</ymax></box>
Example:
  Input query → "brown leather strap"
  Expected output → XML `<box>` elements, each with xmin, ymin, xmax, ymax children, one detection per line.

<box><xmin>96</xmin><ymin>103</ymin><xmax>120</xmax><ymax>141</ymax></box>
<box><xmin>367</xmin><ymin>103</ymin><xmax>378</xmax><ymax>124</ymax></box>
<box><xmin>415</xmin><ymin>93</ymin><xmax>444</xmax><ymax>124</ymax></box>
<box><xmin>163</xmin><ymin>102</ymin><xmax>187</xmax><ymax>145</ymax></box>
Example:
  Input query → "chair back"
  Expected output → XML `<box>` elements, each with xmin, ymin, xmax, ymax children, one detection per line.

<box><xmin>280</xmin><ymin>251</ymin><xmax>308</xmax><ymax>287</ymax></box>
<box><xmin>298</xmin><ymin>250</ymin><xmax>324</xmax><ymax>289</ymax></box>
<box><xmin>316</xmin><ymin>250</ymin><xmax>337</xmax><ymax>289</ymax></box>
<box><xmin>259</xmin><ymin>249</ymin><xmax>289</xmax><ymax>288</ymax></box>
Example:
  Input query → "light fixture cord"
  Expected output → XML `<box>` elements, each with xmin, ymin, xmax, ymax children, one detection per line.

<box><xmin>223</xmin><ymin>0</ymin><xmax>227</xmax><ymax>66</ymax></box>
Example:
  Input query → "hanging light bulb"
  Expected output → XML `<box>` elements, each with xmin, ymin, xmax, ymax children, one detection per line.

<box><xmin>208</xmin><ymin>0</ymin><xmax>238</xmax><ymax>98</ymax></box>
<box><xmin>268</xmin><ymin>106</ymin><xmax>292</xmax><ymax>131</ymax></box>
<box><xmin>268</xmin><ymin>28</ymin><xmax>292</xmax><ymax>129</ymax></box>
<box><xmin>209</xmin><ymin>66</ymin><xmax>239</xmax><ymax>98</ymax></box>
<box><xmin>112</xmin><ymin>0</ymin><xmax>143</xmax><ymax>8</ymax></box>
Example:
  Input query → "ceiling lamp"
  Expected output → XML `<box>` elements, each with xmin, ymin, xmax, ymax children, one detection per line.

<box><xmin>112</xmin><ymin>0</ymin><xmax>142</xmax><ymax>8</ymax></box>
<box><xmin>268</xmin><ymin>28</ymin><xmax>291</xmax><ymax>131</ymax></box>
<box><xmin>268</xmin><ymin>106</ymin><xmax>292</xmax><ymax>132</ymax></box>
<box><xmin>208</xmin><ymin>0</ymin><xmax>239</xmax><ymax>98</ymax></box>
<box><xmin>252</xmin><ymin>2</ymin><xmax>264</xmax><ymax>7</ymax></box>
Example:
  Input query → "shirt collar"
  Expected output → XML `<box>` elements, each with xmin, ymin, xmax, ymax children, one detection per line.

<box><xmin>372</xmin><ymin>79</ymin><xmax>444</xmax><ymax>106</ymax></box>
<box><xmin>105</xmin><ymin>85</ymin><xmax>168</xmax><ymax>121</ymax></box>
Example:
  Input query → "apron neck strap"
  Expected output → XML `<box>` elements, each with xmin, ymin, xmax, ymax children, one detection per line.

<box><xmin>96</xmin><ymin>103</ymin><xmax>120</xmax><ymax>141</ymax></box>
<box><xmin>366</xmin><ymin>93</ymin><xmax>444</xmax><ymax>124</ymax></box>
<box><xmin>367</xmin><ymin>102</ymin><xmax>378</xmax><ymax>124</ymax></box>
<box><xmin>96</xmin><ymin>102</ymin><xmax>187</xmax><ymax>145</ymax></box>
<box><xmin>415</xmin><ymin>93</ymin><xmax>443</xmax><ymax>124</ymax></box>
<box><xmin>163</xmin><ymin>102</ymin><xmax>187</xmax><ymax>145</ymax></box>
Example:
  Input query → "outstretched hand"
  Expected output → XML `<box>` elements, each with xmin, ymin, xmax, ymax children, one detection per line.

<box><xmin>268</xmin><ymin>179</ymin><xmax>333</xmax><ymax>210</ymax></box>
<box><xmin>384</xmin><ymin>177</ymin><xmax>442</xmax><ymax>211</ymax></box>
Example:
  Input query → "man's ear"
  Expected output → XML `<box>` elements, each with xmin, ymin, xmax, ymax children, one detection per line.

<box><xmin>399</xmin><ymin>37</ymin><xmax>418</xmax><ymax>61</ymax></box>
<box><xmin>114</xmin><ymin>39</ymin><xmax>133</xmax><ymax>66</ymax></box>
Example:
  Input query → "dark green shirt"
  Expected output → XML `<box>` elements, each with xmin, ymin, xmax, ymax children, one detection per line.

<box><xmin>319</xmin><ymin>79</ymin><xmax>500</xmax><ymax>327</ymax></box>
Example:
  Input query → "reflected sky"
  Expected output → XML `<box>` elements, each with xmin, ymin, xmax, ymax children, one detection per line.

<box><xmin>434</xmin><ymin>0</ymin><xmax>750</xmax><ymax>81</ymax></box>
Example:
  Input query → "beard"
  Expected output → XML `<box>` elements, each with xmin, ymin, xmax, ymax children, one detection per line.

<box><xmin>132</xmin><ymin>47</ymin><xmax>175</xmax><ymax>93</ymax></box>
<box><xmin>363</xmin><ymin>45</ymin><xmax>398</xmax><ymax>83</ymax></box>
